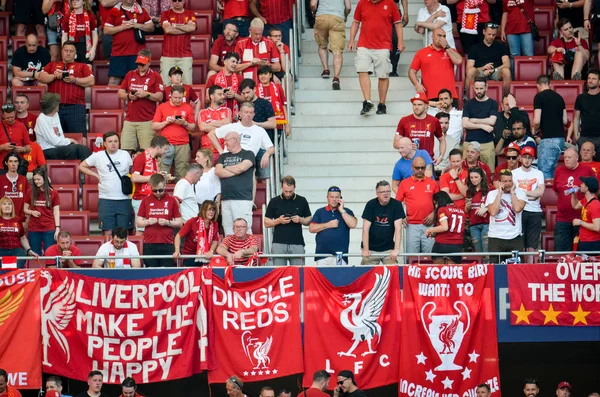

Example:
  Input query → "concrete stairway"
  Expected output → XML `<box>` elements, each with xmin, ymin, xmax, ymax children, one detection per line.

<box><xmin>286</xmin><ymin>0</ymin><xmax>424</xmax><ymax>263</ymax></box>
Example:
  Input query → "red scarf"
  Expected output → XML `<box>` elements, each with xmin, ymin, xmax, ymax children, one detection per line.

<box><xmin>68</xmin><ymin>10</ymin><xmax>92</xmax><ymax>58</ymax></box>
<box><xmin>215</xmin><ymin>70</ymin><xmax>239</xmax><ymax>117</ymax></box>
<box><xmin>110</xmin><ymin>240</ymin><xmax>131</xmax><ymax>266</ymax></box>
<box><xmin>256</xmin><ymin>82</ymin><xmax>287</xmax><ymax>125</ymax></box>
<box><xmin>195</xmin><ymin>218</ymin><xmax>217</xmax><ymax>261</ymax></box>
<box><xmin>139</xmin><ymin>150</ymin><xmax>158</xmax><ymax>197</ymax></box>
<box><xmin>461</xmin><ymin>0</ymin><xmax>484</xmax><ymax>35</ymax></box>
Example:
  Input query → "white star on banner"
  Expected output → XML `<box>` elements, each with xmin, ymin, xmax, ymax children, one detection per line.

<box><xmin>273</xmin><ymin>369</ymin><xmax>278</xmax><ymax>374</ymax></box>
<box><xmin>469</xmin><ymin>350</ymin><xmax>480</xmax><ymax>363</ymax></box>
<box><xmin>251</xmin><ymin>371</ymin><xmax>256</xmax><ymax>376</ymax></box>
<box><xmin>425</xmin><ymin>370</ymin><xmax>436</xmax><ymax>383</ymax></box>
<box><xmin>416</xmin><ymin>352</ymin><xmax>427</xmax><ymax>365</ymax></box>
<box><xmin>462</xmin><ymin>368</ymin><xmax>472</xmax><ymax>380</ymax></box>
<box><xmin>243</xmin><ymin>371</ymin><xmax>249</xmax><ymax>376</ymax></box>
<box><xmin>258</xmin><ymin>371</ymin><xmax>263</xmax><ymax>375</ymax></box>
<box><xmin>442</xmin><ymin>377</ymin><xmax>454</xmax><ymax>390</ymax></box>
<box><xmin>266</xmin><ymin>370</ymin><xmax>271</xmax><ymax>375</ymax></box>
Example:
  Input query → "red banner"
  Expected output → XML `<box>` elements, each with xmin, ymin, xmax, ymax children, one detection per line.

<box><xmin>303</xmin><ymin>267</ymin><xmax>401</xmax><ymax>390</ymax></box>
<box><xmin>0</xmin><ymin>270</ymin><xmax>42</xmax><ymax>389</ymax></box>
<box><xmin>208</xmin><ymin>267</ymin><xmax>303</xmax><ymax>383</ymax></box>
<box><xmin>508</xmin><ymin>263</ymin><xmax>600</xmax><ymax>326</ymax></box>
<box><xmin>400</xmin><ymin>264</ymin><xmax>500</xmax><ymax>396</ymax></box>
<box><xmin>40</xmin><ymin>268</ymin><xmax>215</xmax><ymax>383</ymax></box>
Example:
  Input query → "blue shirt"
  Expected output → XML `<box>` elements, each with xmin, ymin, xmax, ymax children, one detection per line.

<box><xmin>311</xmin><ymin>205</ymin><xmax>355</xmax><ymax>257</ymax></box>
<box><xmin>392</xmin><ymin>150</ymin><xmax>433</xmax><ymax>182</ymax></box>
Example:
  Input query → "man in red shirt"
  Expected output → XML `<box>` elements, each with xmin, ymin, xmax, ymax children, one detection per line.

<box><xmin>549</xmin><ymin>19</ymin><xmax>589</xmax><ymax>81</ymax></box>
<box><xmin>164</xmin><ymin>66</ymin><xmax>200</xmax><ymax>119</ymax></box>
<box><xmin>221</xmin><ymin>0</ymin><xmax>252</xmax><ymax>38</ymax></box>
<box><xmin>199</xmin><ymin>85</ymin><xmax>233</xmax><ymax>164</ymax></box>
<box><xmin>394</xmin><ymin>93</ymin><xmax>445</xmax><ymax>164</ymax></box>
<box><xmin>208</xmin><ymin>22</ymin><xmax>241</xmax><ymax>79</ymax></box>
<box><xmin>37</xmin><ymin>41</ymin><xmax>95</xmax><ymax>133</ymax></box>
<box><xmin>397</xmin><ymin>156</ymin><xmax>439</xmax><ymax>253</ymax></box>
<box><xmin>297</xmin><ymin>371</ymin><xmax>331</xmax><ymax>397</ymax></box>
<box><xmin>493</xmin><ymin>143</ymin><xmax>520</xmax><ymax>188</ymax></box>
<box><xmin>348</xmin><ymin>0</ymin><xmax>405</xmax><ymax>116</ymax></box>
<box><xmin>440</xmin><ymin>148</ymin><xmax>468</xmax><ymax>210</ymax></box>
<box><xmin>553</xmin><ymin>147</ymin><xmax>596</xmax><ymax>251</ymax></box>
<box><xmin>23</xmin><ymin>142</ymin><xmax>46</xmax><ymax>179</ymax></box>
<box><xmin>462</xmin><ymin>142</ymin><xmax>493</xmax><ymax>186</ymax></box>
<box><xmin>571</xmin><ymin>176</ymin><xmax>600</xmax><ymax>251</ymax></box>
<box><xmin>234</xmin><ymin>18</ymin><xmax>281</xmax><ymax>83</ymax></box>
<box><xmin>14</xmin><ymin>94</ymin><xmax>38</xmax><ymax>142</ymax></box>
<box><xmin>250</xmin><ymin>0</ymin><xmax>293</xmax><ymax>45</ymax></box>
<box><xmin>118</xmin><ymin>50</ymin><xmax>164</xmax><ymax>152</ymax></box>
<box><xmin>409</xmin><ymin>27</ymin><xmax>462</xmax><ymax>102</ymax></box>
<box><xmin>206</xmin><ymin>52</ymin><xmax>245</xmax><ymax>119</ymax></box>
<box><xmin>580</xmin><ymin>141</ymin><xmax>600</xmax><ymax>177</ymax></box>
<box><xmin>103</xmin><ymin>0</ymin><xmax>154</xmax><ymax>85</ymax></box>
<box><xmin>152</xmin><ymin>85</ymin><xmax>196</xmax><ymax>177</ymax></box>
<box><xmin>160</xmin><ymin>0</ymin><xmax>197</xmax><ymax>85</ymax></box>
<box><xmin>0</xmin><ymin>104</ymin><xmax>31</xmax><ymax>166</ymax></box>
<box><xmin>0</xmin><ymin>369</ymin><xmax>22</xmax><ymax>397</ymax></box>
<box><xmin>216</xmin><ymin>217</ymin><xmax>259</xmax><ymax>265</ymax></box>
<box><xmin>44</xmin><ymin>231</ymin><xmax>82</xmax><ymax>268</ymax></box>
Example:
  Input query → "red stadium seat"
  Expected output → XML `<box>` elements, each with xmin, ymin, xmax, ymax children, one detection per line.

<box><xmin>95</xmin><ymin>43</ymin><xmax>105</xmax><ymax>61</ymax></box>
<box><xmin>513</xmin><ymin>56</ymin><xmax>548</xmax><ymax>81</ymax></box>
<box><xmin>533</xmin><ymin>7</ymin><xmax>555</xmax><ymax>32</ymax></box>
<box><xmin>89</xmin><ymin>110</ymin><xmax>123</xmax><ymax>134</ymax></box>
<box><xmin>71</xmin><ymin>236</ymin><xmax>105</xmax><ymax>267</ymax></box>
<box><xmin>186</xmin><ymin>0</ymin><xmax>214</xmax><ymax>10</ymax></box>
<box><xmin>534</xmin><ymin>0</ymin><xmax>554</xmax><ymax>6</ymax></box>
<box><xmin>0</xmin><ymin>86</ymin><xmax>6</xmax><ymax>106</ymax></box>
<box><xmin>454</xmin><ymin>81</ymin><xmax>464</xmax><ymax>108</ymax></box>
<box><xmin>12</xmin><ymin>36</ymin><xmax>47</xmax><ymax>52</ymax></box>
<box><xmin>469</xmin><ymin>81</ymin><xmax>502</xmax><ymax>108</ymax></box>
<box><xmin>191</xmin><ymin>84</ymin><xmax>206</xmax><ymax>106</ymax></box>
<box><xmin>192</xmin><ymin>11</ymin><xmax>213</xmax><ymax>35</ymax></box>
<box><xmin>55</xmin><ymin>185</ymin><xmax>80</xmax><ymax>211</ymax></box>
<box><xmin>252</xmin><ymin>210</ymin><xmax>262</xmax><ymax>235</ymax></box>
<box><xmin>550</xmin><ymin>81</ymin><xmax>584</xmax><ymax>106</ymax></box>
<box><xmin>190</xmin><ymin>35</ymin><xmax>210</xmax><ymax>59</ymax></box>
<box><xmin>455</xmin><ymin>57</ymin><xmax>467</xmax><ymax>82</ymax></box>
<box><xmin>82</xmin><ymin>184</ymin><xmax>99</xmax><ymax>218</ymax></box>
<box><xmin>510</xmin><ymin>82</ymin><xmax>538</xmax><ymax>107</ymax></box>
<box><xmin>12</xmin><ymin>86</ymin><xmax>47</xmax><ymax>111</ymax></box>
<box><xmin>454</xmin><ymin>33</ymin><xmax>464</xmax><ymax>55</ymax></box>
<box><xmin>60</xmin><ymin>211</ymin><xmax>90</xmax><ymax>236</ymax></box>
<box><xmin>192</xmin><ymin>61</ymin><xmax>208</xmax><ymax>84</ymax></box>
<box><xmin>0</xmin><ymin>61</ymin><xmax>7</xmax><ymax>85</ymax></box>
<box><xmin>541</xmin><ymin>231</ymin><xmax>554</xmax><ymax>251</ymax></box>
<box><xmin>533</xmin><ymin>31</ymin><xmax>551</xmax><ymax>56</ymax></box>
<box><xmin>0</xmin><ymin>36</ymin><xmax>6</xmax><ymax>62</ymax></box>
<box><xmin>544</xmin><ymin>205</ymin><xmax>557</xmax><ymax>232</ymax></box>
<box><xmin>255</xmin><ymin>234</ymin><xmax>264</xmax><ymax>252</ymax></box>
<box><xmin>518</xmin><ymin>105</ymin><xmax>535</xmax><ymax>128</ymax></box>
<box><xmin>256</xmin><ymin>183</ymin><xmax>266</xmax><ymax>208</ymax></box>
<box><xmin>0</xmin><ymin>14</ymin><xmax>9</xmax><ymax>36</ymax></box>
<box><xmin>127</xmin><ymin>235</ymin><xmax>144</xmax><ymax>255</ymax></box>
<box><xmin>47</xmin><ymin>160</ymin><xmax>80</xmax><ymax>185</ymax></box>
<box><xmin>64</xmin><ymin>133</ymin><xmax>84</xmax><ymax>144</ymax></box>
<box><xmin>145</xmin><ymin>36</ymin><xmax>163</xmax><ymax>60</ymax></box>
<box><xmin>91</xmin><ymin>85</ymin><xmax>123</xmax><ymax>110</ymax></box>
<box><xmin>92</xmin><ymin>61</ymin><xmax>110</xmax><ymax>85</ymax></box>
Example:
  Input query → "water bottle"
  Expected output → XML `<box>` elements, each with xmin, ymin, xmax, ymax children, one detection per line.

<box><xmin>335</xmin><ymin>252</ymin><xmax>343</xmax><ymax>266</ymax></box>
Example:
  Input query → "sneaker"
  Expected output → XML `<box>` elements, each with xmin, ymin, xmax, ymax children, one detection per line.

<box><xmin>321</xmin><ymin>69</ymin><xmax>331</xmax><ymax>79</ymax></box>
<box><xmin>290</xmin><ymin>103</ymin><xmax>296</xmax><ymax>115</ymax></box>
<box><xmin>573</xmin><ymin>71</ymin><xmax>582</xmax><ymax>80</ymax></box>
<box><xmin>332</xmin><ymin>78</ymin><xmax>340</xmax><ymax>90</ymax></box>
<box><xmin>376</xmin><ymin>103</ymin><xmax>387</xmax><ymax>114</ymax></box>
<box><xmin>389</xmin><ymin>71</ymin><xmax>399</xmax><ymax>77</ymax></box>
<box><xmin>552</xmin><ymin>71</ymin><xmax>564</xmax><ymax>80</ymax></box>
<box><xmin>360</xmin><ymin>101</ymin><xmax>375</xmax><ymax>115</ymax></box>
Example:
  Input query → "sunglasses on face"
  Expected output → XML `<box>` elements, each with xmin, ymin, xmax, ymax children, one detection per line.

<box><xmin>413</xmin><ymin>166</ymin><xmax>426</xmax><ymax>170</ymax></box>
<box><xmin>506</xmin><ymin>156</ymin><xmax>518</xmax><ymax>160</ymax></box>
<box><xmin>152</xmin><ymin>188</ymin><xmax>165</xmax><ymax>193</ymax></box>
<box><xmin>337</xmin><ymin>379</ymin><xmax>348</xmax><ymax>386</ymax></box>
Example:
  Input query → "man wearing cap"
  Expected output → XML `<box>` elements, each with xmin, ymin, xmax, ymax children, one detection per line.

<box><xmin>493</xmin><ymin>143</ymin><xmax>520</xmax><ymax>188</ymax></box>
<box><xmin>553</xmin><ymin>147</ymin><xmax>596</xmax><ymax>251</ymax></box>
<box><xmin>118</xmin><ymin>49</ymin><xmax>165</xmax><ymax>152</ymax></box>
<box><xmin>206</xmin><ymin>52</ymin><xmax>245</xmax><ymax>120</ymax></box>
<box><xmin>160</xmin><ymin>0</ymin><xmax>197</xmax><ymax>85</ymax></box>
<box><xmin>335</xmin><ymin>370</ymin><xmax>367</xmax><ymax>397</ymax></box>
<box><xmin>512</xmin><ymin>146</ymin><xmax>545</xmax><ymax>252</ymax></box>
<box><xmin>462</xmin><ymin>142</ymin><xmax>493</xmax><ymax>186</ymax></box>
<box><xmin>580</xmin><ymin>141</ymin><xmax>600</xmax><ymax>177</ymax></box>
<box><xmin>440</xmin><ymin>148</ymin><xmax>468</xmax><ymax>210</ymax></box>
<box><xmin>572</xmin><ymin>177</ymin><xmax>600</xmax><ymax>251</ymax></box>
<box><xmin>409</xmin><ymin>27</ymin><xmax>462</xmax><ymax>103</ymax></box>
<box><xmin>392</xmin><ymin>137</ymin><xmax>434</xmax><ymax>191</ymax></box>
<box><xmin>556</xmin><ymin>382</ymin><xmax>572</xmax><ymax>397</ymax></box>
<box><xmin>37</xmin><ymin>41</ymin><xmax>95</xmax><ymax>134</ymax></box>
<box><xmin>394</xmin><ymin>93</ymin><xmax>446</xmax><ymax>164</ymax></box>
<box><xmin>309</xmin><ymin>186</ymin><xmax>357</xmax><ymax>265</ymax></box>
<box><xmin>297</xmin><ymin>370</ymin><xmax>330</xmax><ymax>397</ymax></box>
<box><xmin>462</xmin><ymin>76</ymin><xmax>499</xmax><ymax>170</ymax></box>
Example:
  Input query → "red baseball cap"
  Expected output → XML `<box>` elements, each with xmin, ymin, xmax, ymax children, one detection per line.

<box><xmin>504</xmin><ymin>142</ymin><xmax>521</xmax><ymax>155</ymax></box>
<box><xmin>135</xmin><ymin>55</ymin><xmax>151</xmax><ymax>65</ymax></box>
<box><xmin>557</xmin><ymin>382</ymin><xmax>572</xmax><ymax>390</ymax></box>
<box><xmin>520</xmin><ymin>146</ymin><xmax>536</xmax><ymax>157</ymax></box>
<box><xmin>46</xmin><ymin>390</ymin><xmax>61</xmax><ymax>397</ymax></box>
<box><xmin>410</xmin><ymin>93</ymin><xmax>429</xmax><ymax>104</ymax></box>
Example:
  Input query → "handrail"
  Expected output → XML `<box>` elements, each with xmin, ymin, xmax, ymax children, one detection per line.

<box><xmin>262</xmin><ymin>203</ymin><xmax>270</xmax><ymax>254</ymax></box>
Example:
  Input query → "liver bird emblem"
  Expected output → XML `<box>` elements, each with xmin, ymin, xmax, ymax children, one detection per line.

<box><xmin>0</xmin><ymin>289</ymin><xmax>24</xmax><ymax>327</ymax></box>
<box><xmin>439</xmin><ymin>318</ymin><xmax>459</xmax><ymax>354</ymax></box>
<box><xmin>241</xmin><ymin>330</ymin><xmax>273</xmax><ymax>369</ymax></box>
<box><xmin>337</xmin><ymin>267</ymin><xmax>390</xmax><ymax>358</ymax></box>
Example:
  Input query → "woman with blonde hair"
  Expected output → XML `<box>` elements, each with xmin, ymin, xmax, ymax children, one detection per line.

<box><xmin>174</xmin><ymin>200</ymin><xmax>219</xmax><ymax>266</ymax></box>
<box><xmin>0</xmin><ymin>197</ymin><xmax>39</xmax><ymax>268</ymax></box>
<box><xmin>61</xmin><ymin>0</ymin><xmax>98</xmax><ymax>63</ymax></box>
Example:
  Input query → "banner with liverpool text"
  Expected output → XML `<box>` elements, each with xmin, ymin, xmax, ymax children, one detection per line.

<box><xmin>508</xmin><ymin>263</ymin><xmax>600</xmax><ymax>326</ymax></box>
<box><xmin>400</xmin><ymin>264</ymin><xmax>500</xmax><ymax>396</ymax></box>
<box><xmin>40</xmin><ymin>268</ymin><xmax>215</xmax><ymax>383</ymax></box>
<box><xmin>303</xmin><ymin>266</ymin><xmax>402</xmax><ymax>390</ymax></box>
<box><xmin>207</xmin><ymin>267</ymin><xmax>303</xmax><ymax>383</ymax></box>
<box><xmin>0</xmin><ymin>270</ymin><xmax>42</xmax><ymax>389</ymax></box>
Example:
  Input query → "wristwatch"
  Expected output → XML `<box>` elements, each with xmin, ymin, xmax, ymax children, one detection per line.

<box><xmin>453</xmin><ymin>176</ymin><xmax>459</xmax><ymax>181</ymax></box>
<box><xmin>445</xmin><ymin>45</ymin><xmax>451</xmax><ymax>50</ymax></box>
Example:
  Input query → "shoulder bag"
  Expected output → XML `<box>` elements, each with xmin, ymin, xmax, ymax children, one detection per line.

<box><xmin>121</xmin><ymin>7</ymin><xmax>146</xmax><ymax>44</ymax></box>
<box><xmin>517</xmin><ymin>3</ymin><xmax>540</xmax><ymax>41</ymax></box>
<box><xmin>105</xmin><ymin>151</ymin><xmax>133</xmax><ymax>195</ymax></box>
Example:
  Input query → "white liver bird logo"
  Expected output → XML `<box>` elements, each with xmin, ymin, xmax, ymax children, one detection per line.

<box><xmin>40</xmin><ymin>271</ymin><xmax>76</xmax><ymax>367</ymax></box>
<box><xmin>338</xmin><ymin>267</ymin><xmax>390</xmax><ymax>358</ymax></box>
<box><xmin>241</xmin><ymin>330</ymin><xmax>273</xmax><ymax>369</ymax></box>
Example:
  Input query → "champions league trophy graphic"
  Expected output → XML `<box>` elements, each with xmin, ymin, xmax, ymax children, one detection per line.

<box><xmin>421</xmin><ymin>301</ymin><xmax>471</xmax><ymax>371</ymax></box>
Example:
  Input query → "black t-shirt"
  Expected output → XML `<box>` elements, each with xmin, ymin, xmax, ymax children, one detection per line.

<box><xmin>575</xmin><ymin>92</ymin><xmax>600</xmax><ymax>137</ymax></box>
<box><xmin>216</xmin><ymin>149</ymin><xmax>255</xmax><ymax>200</ymax></box>
<box><xmin>11</xmin><ymin>45</ymin><xmax>51</xmax><ymax>72</ymax></box>
<box><xmin>534</xmin><ymin>89</ymin><xmax>566</xmax><ymax>139</ymax></box>
<box><xmin>361</xmin><ymin>198</ymin><xmax>406</xmax><ymax>251</ymax></box>
<box><xmin>463</xmin><ymin>98</ymin><xmax>499</xmax><ymax>143</ymax></box>
<box><xmin>252</xmin><ymin>97</ymin><xmax>276</xmax><ymax>142</ymax></box>
<box><xmin>493</xmin><ymin>107</ymin><xmax>533</xmax><ymax>145</ymax></box>
<box><xmin>265</xmin><ymin>194</ymin><xmax>312</xmax><ymax>245</ymax></box>
<box><xmin>558</xmin><ymin>0</ymin><xmax>584</xmax><ymax>28</ymax></box>
<box><xmin>468</xmin><ymin>41</ymin><xmax>509</xmax><ymax>68</ymax></box>
<box><xmin>344</xmin><ymin>389</ymin><xmax>368</xmax><ymax>397</ymax></box>
<box><xmin>74</xmin><ymin>392</ymin><xmax>111</xmax><ymax>397</ymax></box>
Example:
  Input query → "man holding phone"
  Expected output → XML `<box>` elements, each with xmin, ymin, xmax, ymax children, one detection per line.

<box><xmin>0</xmin><ymin>104</ymin><xmax>31</xmax><ymax>166</ymax></box>
<box><xmin>549</xmin><ymin>18</ymin><xmax>589</xmax><ymax>80</ymax></box>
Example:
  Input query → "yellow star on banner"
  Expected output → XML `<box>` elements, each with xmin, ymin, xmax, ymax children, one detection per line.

<box><xmin>569</xmin><ymin>305</ymin><xmax>591</xmax><ymax>325</ymax></box>
<box><xmin>540</xmin><ymin>304</ymin><xmax>561</xmax><ymax>325</ymax></box>
<box><xmin>512</xmin><ymin>303</ymin><xmax>534</xmax><ymax>324</ymax></box>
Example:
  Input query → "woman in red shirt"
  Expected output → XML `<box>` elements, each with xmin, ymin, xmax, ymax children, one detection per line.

<box><xmin>174</xmin><ymin>200</ymin><xmax>219</xmax><ymax>266</ymax></box>
<box><xmin>426</xmin><ymin>191</ymin><xmax>466</xmax><ymax>264</ymax></box>
<box><xmin>0</xmin><ymin>197</ymin><xmax>38</xmax><ymax>268</ymax></box>
<box><xmin>24</xmin><ymin>167</ymin><xmax>60</xmax><ymax>255</ymax></box>
<box><xmin>466</xmin><ymin>167</ymin><xmax>490</xmax><ymax>253</ymax></box>
<box><xmin>61</xmin><ymin>0</ymin><xmax>98</xmax><ymax>64</ymax></box>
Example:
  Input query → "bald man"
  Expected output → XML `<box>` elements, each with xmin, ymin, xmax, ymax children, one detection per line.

<box><xmin>580</xmin><ymin>141</ymin><xmax>600</xmax><ymax>177</ymax></box>
<box><xmin>392</xmin><ymin>137</ymin><xmax>434</xmax><ymax>193</ymax></box>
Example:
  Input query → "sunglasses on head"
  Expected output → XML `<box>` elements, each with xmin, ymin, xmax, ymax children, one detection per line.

<box><xmin>152</xmin><ymin>188</ymin><xmax>165</xmax><ymax>193</ymax></box>
<box><xmin>328</xmin><ymin>186</ymin><xmax>341</xmax><ymax>192</ymax></box>
<box><xmin>485</xmin><ymin>23</ymin><xmax>498</xmax><ymax>28</ymax></box>
<box><xmin>2</xmin><ymin>103</ymin><xmax>15</xmax><ymax>112</ymax></box>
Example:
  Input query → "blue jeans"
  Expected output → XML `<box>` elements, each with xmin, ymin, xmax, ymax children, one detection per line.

<box><xmin>538</xmin><ymin>138</ymin><xmax>565</xmax><ymax>180</ymax></box>
<box><xmin>0</xmin><ymin>248</ymin><xmax>27</xmax><ymax>268</ymax></box>
<box><xmin>470</xmin><ymin>223</ymin><xmax>489</xmax><ymax>253</ymax></box>
<box><xmin>554</xmin><ymin>221</ymin><xmax>578</xmax><ymax>252</ymax></box>
<box><xmin>28</xmin><ymin>230</ymin><xmax>55</xmax><ymax>255</ymax></box>
<box><xmin>507</xmin><ymin>33</ymin><xmax>534</xmax><ymax>57</ymax></box>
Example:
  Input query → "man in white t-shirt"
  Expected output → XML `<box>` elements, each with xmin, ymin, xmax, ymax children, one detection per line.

<box><xmin>79</xmin><ymin>132</ymin><xmax>133</xmax><ymax>236</ymax></box>
<box><xmin>173</xmin><ymin>163</ymin><xmax>203</xmax><ymax>222</ymax></box>
<box><xmin>414</xmin><ymin>0</ymin><xmax>454</xmax><ymax>48</ymax></box>
<box><xmin>511</xmin><ymin>146</ymin><xmax>545</xmax><ymax>252</ymax></box>
<box><xmin>428</xmin><ymin>88</ymin><xmax>462</xmax><ymax>147</ymax></box>
<box><xmin>92</xmin><ymin>227</ymin><xmax>142</xmax><ymax>268</ymax></box>
<box><xmin>485</xmin><ymin>169</ymin><xmax>527</xmax><ymax>260</ymax></box>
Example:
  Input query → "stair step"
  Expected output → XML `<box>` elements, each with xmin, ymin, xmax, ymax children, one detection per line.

<box><xmin>298</xmin><ymin>76</ymin><xmax>415</xmax><ymax>90</ymax></box>
<box><xmin>288</xmin><ymin>139</ymin><xmax>396</xmax><ymax>152</ymax></box>
<box><xmin>291</xmin><ymin>126</ymin><xmax>395</xmax><ymax>140</ymax></box>
<box><xmin>295</xmin><ymin>176</ymin><xmax>387</xmax><ymax>190</ymax></box>
<box><xmin>294</xmin><ymin>88</ymin><xmax>415</xmax><ymax>102</ymax></box>
<box><xmin>298</xmin><ymin>64</ymin><xmax>410</xmax><ymax>78</ymax></box>
<box><xmin>300</xmin><ymin>38</ymin><xmax>424</xmax><ymax>53</ymax></box>
<box><xmin>301</xmin><ymin>50</ymin><xmax>418</xmax><ymax>66</ymax></box>
<box><xmin>291</xmin><ymin>114</ymin><xmax>401</xmax><ymax>127</ymax></box>
<box><xmin>303</xmin><ymin>27</ymin><xmax>427</xmax><ymax>42</ymax></box>
<box><xmin>285</xmin><ymin>164</ymin><xmax>396</xmax><ymax>177</ymax></box>
<box><xmin>287</xmin><ymin>151</ymin><xmax>400</xmax><ymax>165</ymax></box>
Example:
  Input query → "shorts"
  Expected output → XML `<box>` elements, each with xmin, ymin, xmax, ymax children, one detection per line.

<box><xmin>255</xmin><ymin>148</ymin><xmax>270</xmax><ymax>179</ymax></box>
<box><xmin>108</xmin><ymin>55</ymin><xmax>138</xmax><ymax>78</ymax></box>
<box><xmin>46</xmin><ymin>27</ymin><xmax>60</xmax><ymax>46</ymax></box>
<box><xmin>14</xmin><ymin>0</ymin><xmax>45</xmax><ymax>25</ymax></box>
<box><xmin>98</xmin><ymin>198</ymin><xmax>133</xmax><ymax>231</ymax></box>
<box><xmin>160</xmin><ymin>144</ymin><xmax>190</xmax><ymax>178</ymax></box>
<box><xmin>432</xmin><ymin>242</ymin><xmax>463</xmax><ymax>264</ymax></box>
<box><xmin>314</xmin><ymin>14</ymin><xmax>346</xmax><ymax>53</ymax></box>
<box><xmin>121</xmin><ymin>121</ymin><xmax>155</xmax><ymax>151</ymax></box>
<box><xmin>478</xmin><ymin>68</ymin><xmax>501</xmax><ymax>81</ymax></box>
<box><xmin>522</xmin><ymin>210</ymin><xmax>542</xmax><ymax>249</ymax></box>
<box><xmin>132</xmin><ymin>199</ymin><xmax>144</xmax><ymax>232</ymax></box>
<box><xmin>355</xmin><ymin>47</ymin><xmax>391</xmax><ymax>78</ymax></box>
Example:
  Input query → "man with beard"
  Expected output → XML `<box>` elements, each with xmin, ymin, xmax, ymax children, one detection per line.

<box><xmin>208</xmin><ymin>23</ymin><xmax>241</xmax><ymax>79</ymax></box>
<box><xmin>462</xmin><ymin>142</ymin><xmax>493</xmax><ymax>186</ymax></box>
<box><xmin>440</xmin><ymin>149</ymin><xmax>468</xmax><ymax>210</ymax></box>
<box><xmin>334</xmin><ymin>370</ymin><xmax>367</xmax><ymax>397</ymax></box>
<box><xmin>572</xmin><ymin>69</ymin><xmax>600</xmax><ymax>157</ymax></box>
<box><xmin>429</xmin><ymin>88</ymin><xmax>463</xmax><ymax>150</ymax></box>
<box><xmin>206</xmin><ymin>52</ymin><xmax>245</xmax><ymax>119</ymax></box>
<box><xmin>494</xmin><ymin>93</ymin><xmax>532</xmax><ymax>154</ymax></box>
<box><xmin>462</xmin><ymin>77</ymin><xmax>499</xmax><ymax>170</ymax></box>
<box><xmin>433</xmin><ymin>112</ymin><xmax>456</xmax><ymax>172</ymax></box>
<box><xmin>199</xmin><ymin>85</ymin><xmax>233</xmax><ymax>164</ymax></box>
<box><xmin>476</xmin><ymin>384</ymin><xmax>491</xmax><ymax>397</ymax></box>
<box><xmin>298</xmin><ymin>371</ymin><xmax>331</xmax><ymax>397</ymax></box>
<box><xmin>523</xmin><ymin>379</ymin><xmax>540</xmax><ymax>397</ymax></box>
